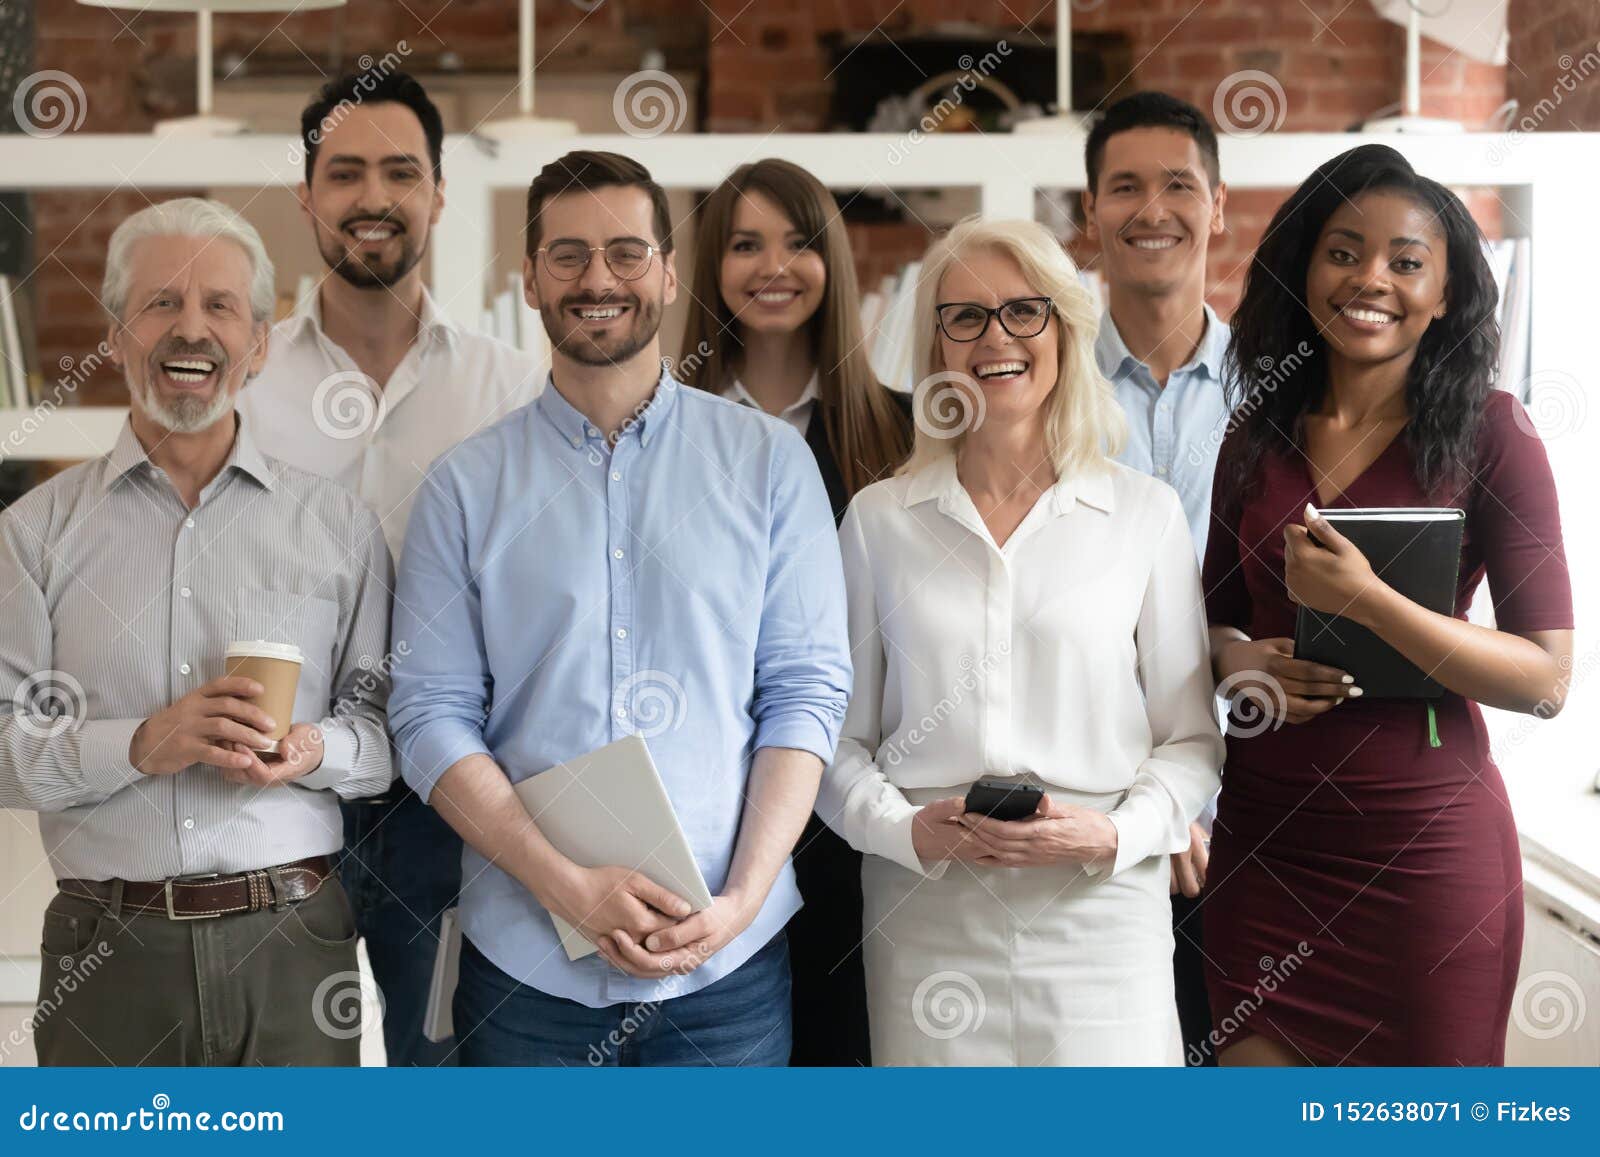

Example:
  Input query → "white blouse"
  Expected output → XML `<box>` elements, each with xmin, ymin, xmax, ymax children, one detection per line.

<box><xmin>819</xmin><ymin>453</ymin><xmax>1224</xmax><ymax>880</ymax></box>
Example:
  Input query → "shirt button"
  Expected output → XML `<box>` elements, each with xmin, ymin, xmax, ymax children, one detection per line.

<box><xmin>615</xmin><ymin>628</ymin><xmax>628</xmax><ymax>639</ymax></box>
<box><xmin>179</xmin><ymin>586</ymin><xmax>191</xmax><ymax>598</ymax></box>
<box><xmin>611</xmin><ymin>471</ymin><xmax>621</xmax><ymax>482</ymax></box>
<box><xmin>179</xmin><ymin>663</ymin><xmax>192</xmax><ymax>675</ymax></box>
<box><xmin>613</xmin><ymin>548</ymin><xmax>624</xmax><ymax>559</ymax></box>
<box><xmin>570</xmin><ymin>437</ymin><xmax>582</xmax><ymax>448</ymax></box>
<box><xmin>615</xmin><ymin>707</ymin><xmax>627</xmax><ymax>719</ymax></box>
<box><xmin>183</xmin><ymin>518</ymin><xmax>195</xmax><ymax>529</ymax></box>
<box><xmin>182</xmin><ymin>817</ymin><xmax>194</xmax><ymax>830</ymax></box>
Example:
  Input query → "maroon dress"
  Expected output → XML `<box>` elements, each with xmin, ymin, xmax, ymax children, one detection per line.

<box><xmin>1200</xmin><ymin>390</ymin><xmax>1573</xmax><ymax>1065</ymax></box>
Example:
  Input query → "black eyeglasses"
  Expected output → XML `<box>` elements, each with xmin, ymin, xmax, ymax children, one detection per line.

<box><xmin>935</xmin><ymin>296</ymin><xmax>1054</xmax><ymax>342</ymax></box>
<box><xmin>535</xmin><ymin>239</ymin><xmax>659</xmax><ymax>282</ymax></box>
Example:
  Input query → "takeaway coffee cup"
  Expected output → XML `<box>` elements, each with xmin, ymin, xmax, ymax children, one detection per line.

<box><xmin>223</xmin><ymin>640</ymin><xmax>303</xmax><ymax>751</ymax></box>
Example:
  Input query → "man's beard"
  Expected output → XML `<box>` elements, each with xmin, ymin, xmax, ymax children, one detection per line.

<box><xmin>320</xmin><ymin>223</ymin><xmax>424</xmax><ymax>290</ymax></box>
<box><xmin>131</xmin><ymin>373</ymin><xmax>237</xmax><ymax>434</ymax></box>
<box><xmin>131</xmin><ymin>340</ymin><xmax>238</xmax><ymax>434</ymax></box>
<box><xmin>542</xmin><ymin>292</ymin><xmax>662</xmax><ymax>368</ymax></box>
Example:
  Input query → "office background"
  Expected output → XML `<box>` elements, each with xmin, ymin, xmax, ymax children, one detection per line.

<box><xmin>0</xmin><ymin>0</ymin><xmax>1596</xmax><ymax>1066</ymax></box>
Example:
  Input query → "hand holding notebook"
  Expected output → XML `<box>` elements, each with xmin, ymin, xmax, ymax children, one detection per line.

<box><xmin>1288</xmin><ymin>504</ymin><xmax>1465</xmax><ymax>698</ymax></box>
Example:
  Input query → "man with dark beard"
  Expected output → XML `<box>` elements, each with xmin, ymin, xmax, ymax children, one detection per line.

<box><xmin>0</xmin><ymin>198</ymin><xmax>394</xmax><ymax>1065</ymax></box>
<box><xmin>238</xmin><ymin>71</ymin><xmax>539</xmax><ymax>1067</ymax></box>
<box><xmin>387</xmin><ymin>152</ymin><xmax>851</xmax><ymax>1066</ymax></box>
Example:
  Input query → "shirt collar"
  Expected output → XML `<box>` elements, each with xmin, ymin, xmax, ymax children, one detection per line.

<box><xmin>537</xmin><ymin>362</ymin><xmax>682</xmax><ymax>451</ymax></box>
<box><xmin>284</xmin><ymin>283</ymin><xmax>457</xmax><ymax>348</ymax></box>
<box><xmin>901</xmin><ymin>453</ymin><xmax>1115</xmax><ymax>518</ymax></box>
<box><xmin>1094</xmin><ymin>303</ymin><xmax>1226</xmax><ymax>385</ymax></box>
<box><xmin>724</xmin><ymin>372</ymin><xmax>820</xmax><ymax>416</ymax></box>
<box><xmin>102</xmin><ymin>409</ymin><xmax>277</xmax><ymax>494</ymax></box>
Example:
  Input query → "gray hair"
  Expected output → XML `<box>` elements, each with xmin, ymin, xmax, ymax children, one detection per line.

<box><xmin>101</xmin><ymin>197</ymin><xmax>275</xmax><ymax>324</ymax></box>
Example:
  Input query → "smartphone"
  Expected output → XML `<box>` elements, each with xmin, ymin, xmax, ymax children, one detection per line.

<box><xmin>963</xmin><ymin>778</ymin><xmax>1044</xmax><ymax>822</ymax></box>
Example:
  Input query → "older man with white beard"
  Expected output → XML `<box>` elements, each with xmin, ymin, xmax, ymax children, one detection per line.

<box><xmin>0</xmin><ymin>197</ymin><xmax>395</xmax><ymax>1066</ymax></box>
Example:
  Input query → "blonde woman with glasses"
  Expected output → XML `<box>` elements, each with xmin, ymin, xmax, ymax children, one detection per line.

<box><xmin>818</xmin><ymin>217</ymin><xmax>1224</xmax><ymax>1066</ymax></box>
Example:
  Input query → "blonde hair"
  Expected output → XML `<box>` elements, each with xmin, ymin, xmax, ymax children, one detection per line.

<box><xmin>901</xmin><ymin>216</ymin><xmax>1125</xmax><ymax>479</ymax></box>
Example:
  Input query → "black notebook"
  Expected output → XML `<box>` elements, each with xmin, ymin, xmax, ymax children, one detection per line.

<box><xmin>1292</xmin><ymin>507</ymin><xmax>1465</xmax><ymax>699</ymax></box>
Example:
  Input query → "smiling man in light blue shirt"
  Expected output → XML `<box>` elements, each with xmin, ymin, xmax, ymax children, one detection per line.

<box><xmin>388</xmin><ymin>151</ymin><xmax>850</xmax><ymax>1066</ymax></box>
<box><xmin>1083</xmin><ymin>92</ymin><xmax>1234</xmax><ymax>1068</ymax></box>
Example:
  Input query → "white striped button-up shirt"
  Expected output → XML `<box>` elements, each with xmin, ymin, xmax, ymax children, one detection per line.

<box><xmin>0</xmin><ymin>414</ymin><xmax>395</xmax><ymax>881</ymax></box>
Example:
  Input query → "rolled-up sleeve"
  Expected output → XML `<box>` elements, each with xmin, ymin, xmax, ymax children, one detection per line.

<box><xmin>388</xmin><ymin>461</ymin><xmax>493</xmax><ymax>803</ymax></box>
<box><xmin>817</xmin><ymin>499</ymin><xmax>946</xmax><ymax>879</ymax></box>
<box><xmin>749</xmin><ymin>430</ymin><xmax>851</xmax><ymax>763</ymax></box>
<box><xmin>297</xmin><ymin>505</ymin><xmax>396</xmax><ymax>798</ymax></box>
<box><xmin>1099</xmin><ymin>492</ymin><xmax>1224</xmax><ymax>878</ymax></box>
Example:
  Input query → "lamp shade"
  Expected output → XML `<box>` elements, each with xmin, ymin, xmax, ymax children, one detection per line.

<box><xmin>77</xmin><ymin>1</ymin><xmax>344</xmax><ymax>11</ymax></box>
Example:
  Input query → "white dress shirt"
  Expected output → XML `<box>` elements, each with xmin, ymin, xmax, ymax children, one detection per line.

<box><xmin>238</xmin><ymin>288</ymin><xmax>543</xmax><ymax>557</ymax></box>
<box><xmin>721</xmin><ymin>371</ymin><xmax>820</xmax><ymax>436</ymax></box>
<box><xmin>819</xmin><ymin>454</ymin><xmax>1224</xmax><ymax>880</ymax></box>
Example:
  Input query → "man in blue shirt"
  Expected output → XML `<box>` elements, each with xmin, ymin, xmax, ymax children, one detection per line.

<box><xmin>1083</xmin><ymin>92</ymin><xmax>1232</xmax><ymax>1066</ymax></box>
<box><xmin>388</xmin><ymin>151</ymin><xmax>851</xmax><ymax>1066</ymax></box>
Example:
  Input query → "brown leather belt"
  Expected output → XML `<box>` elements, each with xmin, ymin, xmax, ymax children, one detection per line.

<box><xmin>58</xmin><ymin>855</ymin><xmax>335</xmax><ymax>921</ymax></box>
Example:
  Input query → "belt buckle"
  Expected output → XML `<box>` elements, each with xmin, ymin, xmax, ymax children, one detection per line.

<box><xmin>163</xmin><ymin>874</ymin><xmax>222</xmax><ymax>921</ymax></box>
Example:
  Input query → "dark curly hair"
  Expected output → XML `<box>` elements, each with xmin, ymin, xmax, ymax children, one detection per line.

<box><xmin>1219</xmin><ymin>144</ymin><xmax>1499</xmax><ymax>516</ymax></box>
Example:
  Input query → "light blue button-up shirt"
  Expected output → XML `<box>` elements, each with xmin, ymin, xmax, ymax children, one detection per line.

<box><xmin>1096</xmin><ymin>305</ymin><xmax>1232</xmax><ymax>559</ymax></box>
<box><xmin>388</xmin><ymin>367</ymin><xmax>851</xmax><ymax>1008</ymax></box>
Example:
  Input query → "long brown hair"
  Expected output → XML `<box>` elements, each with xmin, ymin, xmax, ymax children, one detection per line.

<box><xmin>679</xmin><ymin>158</ymin><xmax>910</xmax><ymax>498</ymax></box>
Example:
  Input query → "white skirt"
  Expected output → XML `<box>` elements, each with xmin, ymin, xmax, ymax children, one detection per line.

<box><xmin>862</xmin><ymin>784</ymin><xmax>1182</xmax><ymax>1067</ymax></box>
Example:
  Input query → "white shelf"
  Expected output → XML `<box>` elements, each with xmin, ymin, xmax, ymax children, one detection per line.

<box><xmin>0</xmin><ymin>406</ymin><xmax>126</xmax><ymax>462</ymax></box>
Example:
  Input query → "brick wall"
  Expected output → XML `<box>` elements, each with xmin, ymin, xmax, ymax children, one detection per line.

<box><xmin>1506</xmin><ymin>0</ymin><xmax>1600</xmax><ymax>132</ymax></box>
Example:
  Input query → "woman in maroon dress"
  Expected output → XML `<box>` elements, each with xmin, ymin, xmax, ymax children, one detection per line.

<box><xmin>1201</xmin><ymin>144</ymin><xmax>1575</xmax><ymax>1066</ymax></box>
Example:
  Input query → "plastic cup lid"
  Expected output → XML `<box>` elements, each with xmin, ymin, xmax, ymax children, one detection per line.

<box><xmin>225</xmin><ymin>639</ymin><xmax>304</xmax><ymax>663</ymax></box>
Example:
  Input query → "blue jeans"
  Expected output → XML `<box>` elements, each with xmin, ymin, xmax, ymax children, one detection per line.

<box><xmin>454</xmin><ymin>932</ymin><xmax>792</xmax><ymax>1066</ymax></box>
<box><xmin>339</xmin><ymin>785</ymin><xmax>463</xmax><ymax>1066</ymax></box>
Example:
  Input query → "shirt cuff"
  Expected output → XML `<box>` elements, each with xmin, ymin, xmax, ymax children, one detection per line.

<box><xmin>399</xmin><ymin>721</ymin><xmax>491</xmax><ymax>803</ymax></box>
<box><xmin>753</xmin><ymin>713</ymin><xmax>837</xmax><ymax>768</ymax></box>
<box><xmin>295</xmin><ymin>726</ymin><xmax>360</xmax><ymax>791</ymax></box>
<box><xmin>76</xmin><ymin>718</ymin><xmax>146</xmax><ymax>797</ymax></box>
<box><xmin>1101</xmin><ymin>799</ymin><xmax>1164</xmax><ymax>879</ymax></box>
<box><xmin>875</xmin><ymin>806</ymin><xmax>950</xmax><ymax>880</ymax></box>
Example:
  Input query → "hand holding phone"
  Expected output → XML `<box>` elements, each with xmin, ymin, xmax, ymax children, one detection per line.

<box><xmin>963</xmin><ymin>778</ymin><xmax>1044</xmax><ymax>822</ymax></box>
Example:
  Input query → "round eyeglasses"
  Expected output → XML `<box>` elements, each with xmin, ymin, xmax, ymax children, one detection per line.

<box><xmin>935</xmin><ymin>296</ymin><xmax>1054</xmax><ymax>342</ymax></box>
<box><xmin>535</xmin><ymin>239</ymin><xmax>659</xmax><ymax>282</ymax></box>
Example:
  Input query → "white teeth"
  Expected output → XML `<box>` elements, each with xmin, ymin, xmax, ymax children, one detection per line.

<box><xmin>577</xmin><ymin>306</ymin><xmax>624</xmax><ymax>320</ymax></box>
<box><xmin>162</xmin><ymin>359</ymin><xmax>216</xmax><ymax>382</ymax></box>
<box><xmin>1129</xmin><ymin>237</ymin><xmax>1180</xmax><ymax>250</ymax></box>
<box><xmin>975</xmin><ymin>361</ymin><xmax>1027</xmax><ymax>379</ymax></box>
<box><xmin>755</xmin><ymin>290</ymin><xmax>799</xmax><ymax>303</ymax></box>
<box><xmin>349</xmin><ymin>224</ymin><xmax>397</xmax><ymax>241</ymax></box>
<box><xmin>1343</xmin><ymin>307</ymin><xmax>1397</xmax><ymax>325</ymax></box>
